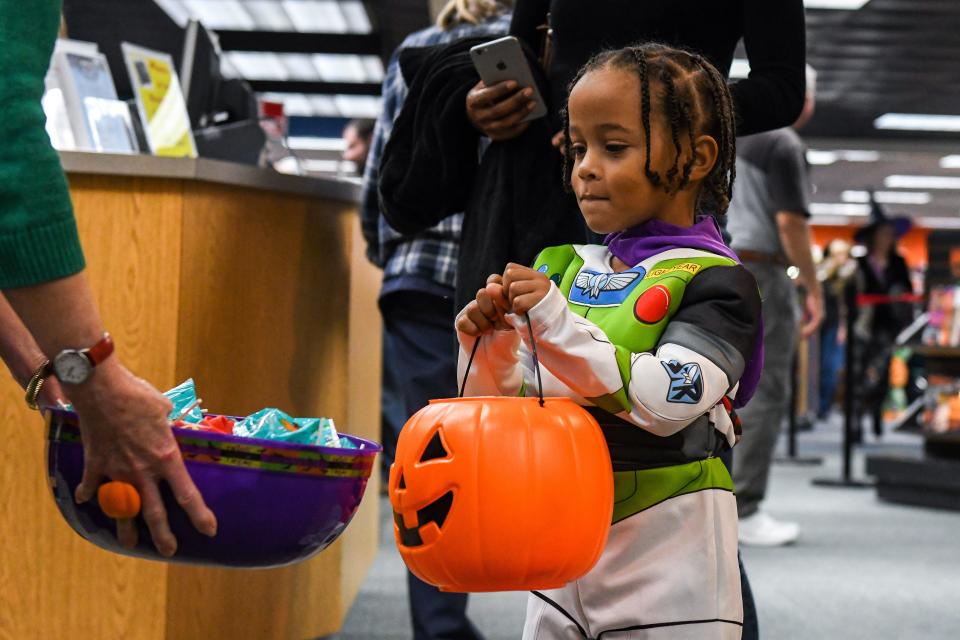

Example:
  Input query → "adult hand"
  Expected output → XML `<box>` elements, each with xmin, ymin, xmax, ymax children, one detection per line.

<box><xmin>466</xmin><ymin>80</ymin><xmax>537</xmax><ymax>141</ymax></box>
<box><xmin>70</xmin><ymin>360</ymin><xmax>217</xmax><ymax>556</ymax></box>
<box><xmin>502</xmin><ymin>263</ymin><xmax>552</xmax><ymax>315</ymax></box>
<box><xmin>456</xmin><ymin>274</ymin><xmax>514</xmax><ymax>336</ymax></box>
<box><xmin>38</xmin><ymin>375</ymin><xmax>67</xmax><ymax>408</ymax></box>
<box><xmin>799</xmin><ymin>288</ymin><xmax>824</xmax><ymax>339</ymax></box>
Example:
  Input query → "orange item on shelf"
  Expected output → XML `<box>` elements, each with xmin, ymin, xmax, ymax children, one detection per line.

<box><xmin>97</xmin><ymin>481</ymin><xmax>142</xmax><ymax>519</ymax></box>
<box><xmin>949</xmin><ymin>394</ymin><xmax>960</xmax><ymax>431</ymax></box>
<box><xmin>389</xmin><ymin>396</ymin><xmax>613</xmax><ymax>593</ymax></box>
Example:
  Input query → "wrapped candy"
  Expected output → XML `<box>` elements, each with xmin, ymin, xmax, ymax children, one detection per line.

<box><xmin>164</xmin><ymin>379</ymin><xmax>204</xmax><ymax>424</ymax></box>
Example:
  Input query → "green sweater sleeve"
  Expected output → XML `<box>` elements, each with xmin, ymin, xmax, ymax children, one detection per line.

<box><xmin>0</xmin><ymin>0</ymin><xmax>85</xmax><ymax>288</ymax></box>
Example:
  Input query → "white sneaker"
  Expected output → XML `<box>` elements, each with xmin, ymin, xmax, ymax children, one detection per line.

<box><xmin>738</xmin><ymin>511</ymin><xmax>799</xmax><ymax>547</ymax></box>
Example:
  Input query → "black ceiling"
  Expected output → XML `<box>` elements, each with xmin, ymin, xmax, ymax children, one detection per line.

<box><xmin>801</xmin><ymin>0</ymin><xmax>960</xmax><ymax>141</ymax></box>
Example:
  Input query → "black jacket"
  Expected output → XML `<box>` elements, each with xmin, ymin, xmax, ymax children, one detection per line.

<box><xmin>378</xmin><ymin>36</ymin><xmax>588</xmax><ymax>309</ymax></box>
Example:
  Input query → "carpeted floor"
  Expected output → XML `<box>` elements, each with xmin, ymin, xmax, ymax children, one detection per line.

<box><xmin>333</xmin><ymin>414</ymin><xmax>960</xmax><ymax>639</ymax></box>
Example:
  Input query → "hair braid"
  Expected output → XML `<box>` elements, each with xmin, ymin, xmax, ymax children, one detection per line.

<box><xmin>661</xmin><ymin>68</ymin><xmax>684</xmax><ymax>190</ymax></box>
<box><xmin>631</xmin><ymin>48</ymin><xmax>661</xmax><ymax>187</ymax></box>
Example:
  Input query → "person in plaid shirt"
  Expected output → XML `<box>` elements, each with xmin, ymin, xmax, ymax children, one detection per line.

<box><xmin>359</xmin><ymin>2</ymin><xmax>511</xmax><ymax>639</ymax></box>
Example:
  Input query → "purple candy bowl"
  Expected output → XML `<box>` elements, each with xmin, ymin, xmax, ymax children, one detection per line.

<box><xmin>45</xmin><ymin>408</ymin><xmax>381</xmax><ymax>568</ymax></box>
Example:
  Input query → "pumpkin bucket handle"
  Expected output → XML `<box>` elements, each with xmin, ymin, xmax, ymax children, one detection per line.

<box><xmin>459</xmin><ymin>314</ymin><xmax>545</xmax><ymax>407</ymax></box>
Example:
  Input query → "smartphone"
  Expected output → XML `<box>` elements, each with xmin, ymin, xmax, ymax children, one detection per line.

<box><xmin>470</xmin><ymin>36</ymin><xmax>547</xmax><ymax>122</ymax></box>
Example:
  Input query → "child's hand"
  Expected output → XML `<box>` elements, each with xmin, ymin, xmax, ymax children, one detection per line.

<box><xmin>502</xmin><ymin>263</ymin><xmax>552</xmax><ymax>315</ymax></box>
<box><xmin>456</xmin><ymin>275</ymin><xmax>514</xmax><ymax>336</ymax></box>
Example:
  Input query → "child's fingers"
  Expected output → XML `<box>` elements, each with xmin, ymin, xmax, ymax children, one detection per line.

<box><xmin>486</xmin><ymin>273</ymin><xmax>504</xmax><ymax>285</ymax></box>
<box><xmin>467</xmin><ymin>297</ymin><xmax>495</xmax><ymax>333</ymax></box>
<box><xmin>506</xmin><ymin>279</ymin><xmax>544</xmax><ymax>305</ymax></box>
<box><xmin>511</xmin><ymin>293</ymin><xmax>544</xmax><ymax>316</ymax></box>
<box><xmin>476</xmin><ymin>289</ymin><xmax>501</xmax><ymax>321</ymax></box>
<box><xmin>456</xmin><ymin>312</ymin><xmax>482</xmax><ymax>336</ymax></box>
<box><xmin>484</xmin><ymin>282</ymin><xmax>510</xmax><ymax>311</ymax></box>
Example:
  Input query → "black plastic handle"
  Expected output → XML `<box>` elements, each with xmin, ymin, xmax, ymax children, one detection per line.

<box><xmin>459</xmin><ymin>313</ymin><xmax>545</xmax><ymax>407</ymax></box>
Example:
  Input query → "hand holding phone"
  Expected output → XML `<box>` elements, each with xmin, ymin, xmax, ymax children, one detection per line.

<box><xmin>467</xmin><ymin>36</ymin><xmax>547</xmax><ymax>140</ymax></box>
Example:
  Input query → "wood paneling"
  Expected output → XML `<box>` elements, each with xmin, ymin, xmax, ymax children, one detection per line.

<box><xmin>341</xmin><ymin>209</ymin><xmax>383</xmax><ymax>608</ymax></box>
<box><xmin>165</xmin><ymin>183</ymin><xmax>375</xmax><ymax>639</ymax></box>
<box><xmin>0</xmin><ymin>173</ymin><xmax>183</xmax><ymax>640</ymax></box>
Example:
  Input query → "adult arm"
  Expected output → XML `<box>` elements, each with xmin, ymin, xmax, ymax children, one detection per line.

<box><xmin>1</xmin><ymin>1</ymin><xmax>214</xmax><ymax>556</ymax></box>
<box><xmin>766</xmin><ymin>132</ymin><xmax>823</xmax><ymax>337</ymax></box>
<box><xmin>733</xmin><ymin>0</ymin><xmax>806</xmax><ymax>135</ymax></box>
<box><xmin>4</xmin><ymin>276</ymin><xmax>217</xmax><ymax>555</ymax></box>
<box><xmin>777</xmin><ymin>212</ymin><xmax>824</xmax><ymax>338</ymax></box>
<box><xmin>360</xmin><ymin>48</ymin><xmax>406</xmax><ymax>268</ymax></box>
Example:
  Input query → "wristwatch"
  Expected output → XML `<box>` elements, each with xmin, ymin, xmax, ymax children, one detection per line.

<box><xmin>48</xmin><ymin>333</ymin><xmax>115</xmax><ymax>385</ymax></box>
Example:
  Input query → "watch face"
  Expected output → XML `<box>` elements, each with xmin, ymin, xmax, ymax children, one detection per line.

<box><xmin>54</xmin><ymin>351</ymin><xmax>93</xmax><ymax>385</ymax></box>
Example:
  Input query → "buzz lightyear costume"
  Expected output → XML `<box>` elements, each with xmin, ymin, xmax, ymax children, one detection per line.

<box><xmin>457</xmin><ymin>218</ymin><xmax>762</xmax><ymax>640</ymax></box>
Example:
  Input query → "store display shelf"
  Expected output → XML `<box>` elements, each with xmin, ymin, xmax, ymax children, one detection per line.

<box><xmin>914</xmin><ymin>345</ymin><xmax>960</xmax><ymax>359</ymax></box>
<box><xmin>866</xmin><ymin>452</ymin><xmax>960</xmax><ymax>512</ymax></box>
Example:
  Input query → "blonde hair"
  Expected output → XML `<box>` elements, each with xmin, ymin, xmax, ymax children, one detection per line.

<box><xmin>436</xmin><ymin>0</ymin><xmax>509</xmax><ymax>30</ymax></box>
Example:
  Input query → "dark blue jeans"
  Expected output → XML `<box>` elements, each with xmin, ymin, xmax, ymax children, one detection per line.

<box><xmin>381</xmin><ymin>291</ymin><xmax>484</xmax><ymax>640</ymax></box>
<box><xmin>818</xmin><ymin>323</ymin><xmax>844</xmax><ymax>417</ymax></box>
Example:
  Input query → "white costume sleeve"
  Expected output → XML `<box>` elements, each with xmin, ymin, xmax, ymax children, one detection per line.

<box><xmin>505</xmin><ymin>283</ymin><xmax>739</xmax><ymax>438</ymax></box>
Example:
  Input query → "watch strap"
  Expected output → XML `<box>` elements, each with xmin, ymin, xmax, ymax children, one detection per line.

<box><xmin>84</xmin><ymin>332</ymin><xmax>115</xmax><ymax>366</ymax></box>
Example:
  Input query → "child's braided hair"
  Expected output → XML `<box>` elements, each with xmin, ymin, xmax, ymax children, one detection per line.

<box><xmin>561</xmin><ymin>43</ymin><xmax>737</xmax><ymax>216</ymax></box>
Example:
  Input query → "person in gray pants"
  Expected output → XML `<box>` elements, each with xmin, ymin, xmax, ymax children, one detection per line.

<box><xmin>726</xmin><ymin>66</ymin><xmax>823</xmax><ymax>547</ymax></box>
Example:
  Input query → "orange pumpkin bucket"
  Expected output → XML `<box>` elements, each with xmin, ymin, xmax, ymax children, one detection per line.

<box><xmin>389</xmin><ymin>317</ymin><xmax>613</xmax><ymax>592</ymax></box>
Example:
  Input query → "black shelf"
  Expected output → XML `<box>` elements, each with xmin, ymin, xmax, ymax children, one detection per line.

<box><xmin>866</xmin><ymin>452</ymin><xmax>960</xmax><ymax>512</ymax></box>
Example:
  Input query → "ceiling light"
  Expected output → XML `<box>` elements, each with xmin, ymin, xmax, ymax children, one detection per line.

<box><xmin>809</xmin><ymin>203</ymin><xmax>870</xmax><ymax>216</ymax></box>
<box><xmin>182</xmin><ymin>0</ymin><xmax>255</xmax><ymax>30</ymax></box>
<box><xmin>226</xmin><ymin>52</ymin><xmax>289</xmax><ymax>80</ymax></box>
<box><xmin>807</xmin><ymin>150</ymin><xmax>838</xmax><ymax>166</ymax></box>
<box><xmin>940</xmin><ymin>155</ymin><xmax>960</xmax><ymax>169</ymax></box>
<box><xmin>242</xmin><ymin>0</ymin><xmax>295</xmax><ymax>31</ymax></box>
<box><xmin>806</xmin><ymin>149</ymin><xmax>880</xmax><ymax>166</ymax></box>
<box><xmin>339</xmin><ymin>1</ymin><xmax>373</xmax><ymax>33</ymax></box>
<box><xmin>841</xmin><ymin>190</ymin><xmax>931</xmax><ymax>205</ymax></box>
<box><xmin>874</xmin><ymin>113</ymin><xmax>960</xmax><ymax>132</ymax></box>
<box><xmin>284</xmin><ymin>0</ymin><xmax>347</xmax><ymax>33</ymax></box>
<box><xmin>334</xmin><ymin>95</ymin><xmax>382</xmax><ymax>118</ymax></box>
<box><xmin>308</xmin><ymin>95</ymin><xmax>340</xmax><ymax>116</ymax></box>
<box><xmin>916</xmin><ymin>217</ymin><xmax>960</xmax><ymax>229</ymax></box>
<box><xmin>279</xmin><ymin>54</ymin><xmax>321</xmax><ymax>81</ymax></box>
<box><xmin>312</xmin><ymin>54</ymin><xmax>367</xmax><ymax>82</ymax></box>
<box><xmin>884</xmin><ymin>175</ymin><xmax>960</xmax><ymax>190</ymax></box>
<box><xmin>361</xmin><ymin>56</ymin><xmax>385</xmax><ymax>83</ymax></box>
<box><xmin>804</xmin><ymin>0</ymin><xmax>871</xmax><ymax>9</ymax></box>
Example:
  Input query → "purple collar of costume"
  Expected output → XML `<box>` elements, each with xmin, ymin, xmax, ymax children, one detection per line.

<box><xmin>604</xmin><ymin>216</ymin><xmax>763</xmax><ymax>408</ymax></box>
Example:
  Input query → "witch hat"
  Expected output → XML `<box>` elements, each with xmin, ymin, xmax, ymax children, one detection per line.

<box><xmin>854</xmin><ymin>190</ymin><xmax>912</xmax><ymax>244</ymax></box>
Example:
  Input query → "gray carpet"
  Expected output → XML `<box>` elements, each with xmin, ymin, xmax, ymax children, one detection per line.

<box><xmin>334</xmin><ymin>415</ymin><xmax>960</xmax><ymax>639</ymax></box>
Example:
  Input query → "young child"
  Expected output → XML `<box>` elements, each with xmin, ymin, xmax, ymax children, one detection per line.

<box><xmin>456</xmin><ymin>44</ymin><xmax>763</xmax><ymax>639</ymax></box>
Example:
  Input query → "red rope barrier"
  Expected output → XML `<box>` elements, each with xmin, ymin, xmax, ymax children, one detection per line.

<box><xmin>854</xmin><ymin>293</ymin><xmax>924</xmax><ymax>307</ymax></box>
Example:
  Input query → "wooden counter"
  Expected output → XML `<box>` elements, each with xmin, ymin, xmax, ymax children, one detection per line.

<box><xmin>0</xmin><ymin>153</ymin><xmax>382</xmax><ymax>639</ymax></box>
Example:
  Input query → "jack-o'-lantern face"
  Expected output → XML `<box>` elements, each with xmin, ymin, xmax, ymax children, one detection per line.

<box><xmin>390</xmin><ymin>426</ymin><xmax>455</xmax><ymax>548</ymax></box>
<box><xmin>389</xmin><ymin>396</ymin><xmax>615</xmax><ymax>593</ymax></box>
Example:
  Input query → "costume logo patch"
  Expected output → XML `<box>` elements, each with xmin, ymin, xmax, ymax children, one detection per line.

<box><xmin>569</xmin><ymin>267</ymin><xmax>645</xmax><ymax>307</ymax></box>
<box><xmin>662</xmin><ymin>360</ymin><xmax>703</xmax><ymax>404</ymax></box>
<box><xmin>647</xmin><ymin>262</ymin><xmax>703</xmax><ymax>279</ymax></box>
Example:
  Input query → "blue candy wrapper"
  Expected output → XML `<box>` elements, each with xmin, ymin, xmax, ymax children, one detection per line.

<box><xmin>165</xmin><ymin>379</ymin><xmax>204</xmax><ymax>424</ymax></box>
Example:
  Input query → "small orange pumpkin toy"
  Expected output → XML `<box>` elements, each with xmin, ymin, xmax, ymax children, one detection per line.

<box><xmin>389</xmin><ymin>326</ymin><xmax>614</xmax><ymax>593</ymax></box>
<box><xmin>97</xmin><ymin>481</ymin><xmax>142</xmax><ymax>520</ymax></box>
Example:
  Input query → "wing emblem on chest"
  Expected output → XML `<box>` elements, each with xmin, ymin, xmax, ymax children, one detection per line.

<box><xmin>574</xmin><ymin>271</ymin><xmax>640</xmax><ymax>299</ymax></box>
